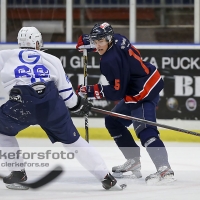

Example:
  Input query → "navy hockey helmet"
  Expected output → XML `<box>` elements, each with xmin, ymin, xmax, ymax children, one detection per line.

<box><xmin>90</xmin><ymin>22</ymin><xmax>114</xmax><ymax>43</ymax></box>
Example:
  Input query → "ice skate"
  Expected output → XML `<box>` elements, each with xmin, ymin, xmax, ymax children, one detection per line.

<box><xmin>145</xmin><ymin>166</ymin><xmax>176</xmax><ymax>185</ymax></box>
<box><xmin>3</xmin><ymin>169</ymin><xmax>29</xmax><ymax>190</ymax></box>
<box><xmin>112</xmin><ymin>158</ymin><xmax>142</xmax><ymax>179</ymax></box>
<box><xmin>102</xmin><ymin>173</ymin><xmax>127</xmax><ymax>190</ymax></box>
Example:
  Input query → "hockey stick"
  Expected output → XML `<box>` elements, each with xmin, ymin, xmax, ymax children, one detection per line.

<box><xmin>83</xmin><ymin>49</ymin><xmax>89</xmax><ymax>142</ymax></box>
<box><xmin>0</xmin><ymin>166</ymin><xmax>63</xmax><ymax>189</ymax></box>
<box><xmin>91</xmin><ymin>107</ymin><xmax>200</xmax><ymax>137</ymax></box>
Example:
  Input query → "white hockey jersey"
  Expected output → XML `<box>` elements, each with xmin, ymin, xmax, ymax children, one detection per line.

<box><xmin>0</xmin><ymin>48</ymin><xmax>77</xmax><ymax>108</ymax></box>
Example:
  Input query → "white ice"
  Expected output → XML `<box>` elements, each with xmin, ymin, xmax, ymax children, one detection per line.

<box><xmin>0</xmin><ymin>138</ymin><xmax>200</xmax><ymax>200</ymax></box>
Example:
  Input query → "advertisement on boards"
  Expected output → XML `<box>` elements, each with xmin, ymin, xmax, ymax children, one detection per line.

<box><xmin>46</xmin><ymin>48</ymin><xmax>200</xmax><ymax>120</ymax></box>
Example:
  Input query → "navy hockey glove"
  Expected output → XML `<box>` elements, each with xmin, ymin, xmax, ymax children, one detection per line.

<box><xmin>76</xmin><ymin>34</ymin><xmax>97</xmax><ymax>53</ymax></box>
<box><xmin>76</xmin><ymin>84</ymin><xmax>104</xmax><ymax>100</ymax></box>
<box><xmin>69</xmin><ymin>95</ymin><xmax>92</xmax><ymax>116</ymax></box>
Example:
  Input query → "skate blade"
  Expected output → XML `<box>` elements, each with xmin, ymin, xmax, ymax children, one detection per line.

<box><xmin>112</xmin><ymin>172</ymin><xmax>142</xmax><ymax>179</ymax></box>
<box><xmin>6</xmin><ymin>183</ymin><xmax>29</xmax><ymax>190</ymax></box>
<box><xmin>109</xmin><ymin>183</ymin><xmax>127</xmax><ymax>191</ymax></box>
<box><xmin>146</xmin><ymin>177</ymin><xmax>176</xmax><ymax>186</ymax></box>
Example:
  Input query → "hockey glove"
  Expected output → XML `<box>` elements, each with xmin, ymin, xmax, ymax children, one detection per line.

<box><xmin>76</xmin><ymin>34</ymin><xmax>97</xmax><ymax>53</ymax></box>
<box><xmin>69</xmin><ymin>95</ymin><xmax>92</xmax><ymax>116</ymax></box>
<box><xmin>76</xmin><ymin>84</ymin><xmax>104</xmax><ymax>100</ymax></box>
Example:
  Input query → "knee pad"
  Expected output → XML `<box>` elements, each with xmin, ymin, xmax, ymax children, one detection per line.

<box><xmin>143</xmin><ymin>137</ymin><xmax>170</xmax><ymax>169</ymax></box>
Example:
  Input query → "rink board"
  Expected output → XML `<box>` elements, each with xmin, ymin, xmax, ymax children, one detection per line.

<box><xmin>1</xmin><ymin>44</ymin><xmax>200</xmax><ymax>143</ymax></box>
<box><xmin>16</xmin><ymin>126</ymin><xmax>200</xmax><ymax>143</ymax></box>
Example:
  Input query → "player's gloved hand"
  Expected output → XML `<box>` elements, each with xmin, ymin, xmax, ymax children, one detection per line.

<box><xmin>76</xmin><ymin>34</ymin><xmax>97</xmax><ymax>53</ymax></box>
<box><xmin>69</xmin><ymin>95</ymin><xmax>92</xmax><ymax>116</ymax></box>
<box><xmin>76</xmin><ymin>84</ymin><xmax>104</xmax><ymax>100</ymax></box>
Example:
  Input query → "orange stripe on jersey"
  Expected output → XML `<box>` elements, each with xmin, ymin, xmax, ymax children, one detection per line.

<box><xmin>131</xmin><ymin>45</ymin><xmax>141</xmax><ymax>56</ymax></box>
<box><xmin>128</xmin><ymin>49</ymin><xmax>149</xmax><ymax>74</ymax></box>
<box><xmin>124</xmin><ymin>69</ymin><xmax>161</xmax><ymax>103</ymax></box>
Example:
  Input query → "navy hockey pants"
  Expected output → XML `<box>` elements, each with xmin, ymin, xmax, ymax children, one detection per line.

<box><xmin>105</xmin><ymin>95</ymin><xmax>171</xmax><ymax>168</ymax></box>
<box><xmin>105</xmin><ymin>95</ymin><xmax>160</xmax><ymax>147</ymax></box>
<box><xmin>0</xmin><ymin>81</ymin><xmax>80</xmax><ymax>144</ymax></box>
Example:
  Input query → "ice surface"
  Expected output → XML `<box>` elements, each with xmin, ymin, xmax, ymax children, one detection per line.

<box><xmin>0</xmin><ymin>138</ymin><xmax>200</xmax><ymax>200</ymax></box>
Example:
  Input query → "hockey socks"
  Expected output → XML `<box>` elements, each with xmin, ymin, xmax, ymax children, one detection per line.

<box><xmin>63</xmin><ymin>137</ymin><xmax>109</xmax><ymax>181</ymax></box>
<box><xmin>145</xmin><ymin>137</ymin><xmax>171</xmax><ymax>170</ymax></box>
<box><xmin>63</xmin><ymin>137</ymin><xmax>127</xmax><ymax>190</ymax></box>
<box><xmin>105</xmin><ymin>116</ymin><xmax>140</xmax><ymax>159</ymax></box>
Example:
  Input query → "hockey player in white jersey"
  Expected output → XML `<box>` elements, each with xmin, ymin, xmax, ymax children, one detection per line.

<box><xmin>0</xmin><ymin>27</ymin><xmax>126</xmax><ymax>190</ymax></box>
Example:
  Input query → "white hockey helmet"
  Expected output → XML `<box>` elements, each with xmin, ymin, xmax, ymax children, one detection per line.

<box><xmin>17</xmin><ymin>27</ymin><xmax>43</xmax><ymax>49</ymax></box>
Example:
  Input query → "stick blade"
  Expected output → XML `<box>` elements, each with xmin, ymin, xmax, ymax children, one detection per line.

<box><xmin>20</xmin><ymin>166</ymin><xmax>63</xmax><ymax>189</ymax></box>
<box><xmin>0</xmin><ymin>166</ymin><xmax>63</xmax><ymax>190</ymax></box>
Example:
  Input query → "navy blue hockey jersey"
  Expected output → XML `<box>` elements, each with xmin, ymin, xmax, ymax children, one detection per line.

<box><xmin>100</xmin><ymin>34</ymin><xmax>164</xmax><ymax>103</ymax></box>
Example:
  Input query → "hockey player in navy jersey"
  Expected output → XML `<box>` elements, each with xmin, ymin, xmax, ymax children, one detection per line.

<box><xmin>0</xmin><ymin>26</ymin><xmax>126</xmax><ymax>190</ymax></box>
<box><xmin>76</xmin><ymin>22</ymin><xmax>175</xmax><ymax>185</ymax></box>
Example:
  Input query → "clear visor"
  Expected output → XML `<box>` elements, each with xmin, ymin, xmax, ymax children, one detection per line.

<box><xmin>92</xmin><ymin>38</ymin><xmax>108</xmax><ymax>47</ymax></box>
